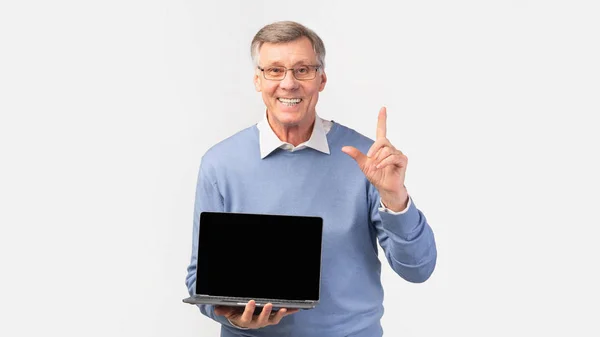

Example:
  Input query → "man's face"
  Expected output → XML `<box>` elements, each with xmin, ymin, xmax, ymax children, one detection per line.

<box><xmin>254</xmin><ymin>36</ymin><xmax>327</xmax><ymax>129</ymax></box>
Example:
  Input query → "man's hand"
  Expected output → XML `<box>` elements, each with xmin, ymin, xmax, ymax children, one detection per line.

<box><xmin>342</xmin><ymin>107</ymin><xmax>409</xmax><ymax>212</ymax></box>
<box><xmin>214</xmin><ymin>300</ymin><xmax>299</xmax><ymax>329</ymax></box>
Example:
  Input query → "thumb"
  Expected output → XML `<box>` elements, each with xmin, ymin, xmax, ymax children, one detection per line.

<box><xmin>342</xmin><ymin>146</ymin><xmax>367</xmax><ymax>167</ymax></box>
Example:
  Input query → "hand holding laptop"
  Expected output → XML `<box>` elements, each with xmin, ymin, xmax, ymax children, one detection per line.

<box><xmin>215</xmin><ymin>300</ymin><xmax>300</xmax><ymax>329</ymax></box>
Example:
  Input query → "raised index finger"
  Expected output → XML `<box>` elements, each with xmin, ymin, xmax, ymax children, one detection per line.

<box><xmin>377</xmin><ymin>106</ymin><xmax>387</xmax><ymax>139</ymax></box>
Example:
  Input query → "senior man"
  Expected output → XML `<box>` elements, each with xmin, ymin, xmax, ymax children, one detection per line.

<box><xmin>185</xmin><ymin>20</ymin><xmax>437</xmax><ymax>337</ymax></box>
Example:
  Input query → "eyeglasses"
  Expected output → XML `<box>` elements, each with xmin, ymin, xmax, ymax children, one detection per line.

<box><xmin>257</xmin><ymin>65</ymin><xmax>321</xmax><ymax>81</ymax></box>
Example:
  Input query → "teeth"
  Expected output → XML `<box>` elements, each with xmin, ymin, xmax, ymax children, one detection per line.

<box><xmin>278</xmin><ymin>98</ymin><xmax>302</xmax><ymax>106</ymax></box>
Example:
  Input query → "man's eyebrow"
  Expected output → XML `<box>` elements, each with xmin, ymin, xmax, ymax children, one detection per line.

<box><xmin>292</xmin><ymin>59</ymin><xmax>315</xmax><ymax>66</ymax></box>
<box><xmin>264</xmin><ymin>61</ymin><xmax>284</xmax><ymax>67</ymax></box>
<box><xmin>263</xmin><ymin>60</ymin><xmax>316</xmax><ymax>67</ymax></box>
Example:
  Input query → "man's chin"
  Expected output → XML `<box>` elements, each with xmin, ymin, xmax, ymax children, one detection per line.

<box><xmin>271</xmin><ymin>110</ymin><xmax>306</xmax><ymax>125</ymax></box>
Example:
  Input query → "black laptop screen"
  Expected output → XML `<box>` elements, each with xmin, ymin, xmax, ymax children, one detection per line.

<box><xmin>196</xmin><ymin>212</ymin><xmax>323</xmax><ymax>301</ymax></box>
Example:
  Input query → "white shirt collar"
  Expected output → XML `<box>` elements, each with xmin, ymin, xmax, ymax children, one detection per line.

<box><xmin>257</xmin><ymin>113</ymin><xmax>331</xmax><ymax>159</ymax></box>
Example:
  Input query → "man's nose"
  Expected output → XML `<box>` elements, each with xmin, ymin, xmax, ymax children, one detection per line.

<box><xmin>279</xmin><ymin>69</ymin><xmax>299</xmax><ymax>90</ymax></box>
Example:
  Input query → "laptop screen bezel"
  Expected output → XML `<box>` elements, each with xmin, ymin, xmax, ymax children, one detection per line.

<box><xmin>195</xmin><ymin>211</ymin><xmax>323</xmax><ymax>302</ymax></box>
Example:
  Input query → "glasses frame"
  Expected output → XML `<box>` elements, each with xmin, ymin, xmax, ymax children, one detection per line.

<box><xmin>257</xmin><ymin>65</ymin><xmax>322</xmax><ymax>81</ymax></box>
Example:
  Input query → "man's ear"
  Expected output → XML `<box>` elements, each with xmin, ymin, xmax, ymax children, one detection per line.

<box><xmin>254</xmin><ymin>72</ymin><xmax>262</xmax><ymax>92</ymax></box>
<box><xmin>318</xmin><ymin>70</ymin><xmax>327</xmax><ymax>92</ymax></box>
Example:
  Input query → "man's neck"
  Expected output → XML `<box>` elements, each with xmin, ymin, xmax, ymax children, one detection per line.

<box><xmin>268</xmin><ymin>114</ymin><xmax>316</xmax><ymax>146</ymax></box>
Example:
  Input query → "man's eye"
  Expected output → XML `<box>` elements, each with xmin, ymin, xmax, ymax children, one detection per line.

<box><xmin>268</xmin><ymin>67</ymin><xmax>283</xmax><ymax>73</ymax></box>
<box><xmin>296</xmin><ymin>67</ymin><xmax>309</xmax><ymax>74</ymax></box>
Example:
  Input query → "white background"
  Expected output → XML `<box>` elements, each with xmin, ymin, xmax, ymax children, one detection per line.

<box><xmin>1</xmin><ymin>0</ymin><xmax>599</xmax><ymax>336</ymax></box>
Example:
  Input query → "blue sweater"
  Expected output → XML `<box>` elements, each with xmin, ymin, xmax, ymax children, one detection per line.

<box><xmin>186</xmin><ymin>121</ymin><xmax>437</xmax><ymax>337</ymax></box>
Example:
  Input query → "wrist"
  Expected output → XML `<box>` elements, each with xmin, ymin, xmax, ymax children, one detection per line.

<box><xmin>228</xmin><ymin>318</ymin><xmax>250</xmax><ymax>330</ymax></box>
<box><xmin>380</xmin><ymin>189</ymin><xmax>409</xmax><ymax>212</ymax></box>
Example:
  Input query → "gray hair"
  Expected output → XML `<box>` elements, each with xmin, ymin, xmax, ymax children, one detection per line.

<box><xmin>250</xmin><ymin>21</ymin><xmax>326</xmax><ymax>69</ymax></box>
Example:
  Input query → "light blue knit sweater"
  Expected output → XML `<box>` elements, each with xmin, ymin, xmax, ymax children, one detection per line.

<box><xmin>186</xmin><ymin>121</ymin><xmax>437</xmax><ymax>337</ymax></box>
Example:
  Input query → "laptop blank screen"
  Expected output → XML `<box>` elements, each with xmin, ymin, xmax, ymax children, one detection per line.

<box><xmin>196</xmin><ymin>212</ymin><xmax>323</xmax><ymax>301</ymax></box>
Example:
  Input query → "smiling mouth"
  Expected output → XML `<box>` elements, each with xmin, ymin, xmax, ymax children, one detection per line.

<box><xmin>278</xmin><ymin>98</ymin><xmax>302</xmax><ymax>106</ymax></box>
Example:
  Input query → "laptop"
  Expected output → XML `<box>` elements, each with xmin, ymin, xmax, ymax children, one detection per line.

<box><xmin>183</xmin><ymin>211</ymin><xmax>323</xmax><ymax>310</ymax></box>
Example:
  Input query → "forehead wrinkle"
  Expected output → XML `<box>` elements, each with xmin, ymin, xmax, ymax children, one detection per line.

<box><xmin>263</xmin><ymin>59</ymin><xmax>314</xmax><ymax>68</ymax></box>
<box><xmin>260</xmin><ymin>47</ymin><xmax>317</xmax><ymax>67</ymax></box>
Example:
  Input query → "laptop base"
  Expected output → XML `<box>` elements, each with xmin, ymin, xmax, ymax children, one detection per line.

<box><xmin>182</xmin><ymin>295</ymin><xmax>317</xmax><ymax>310</ymax></box>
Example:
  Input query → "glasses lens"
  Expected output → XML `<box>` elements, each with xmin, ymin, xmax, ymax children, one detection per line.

<box><xmin>294</xmin><ymin>66</ymin><xmax>315</xmax><ymax>80</ymax></box>
<box><xmin>265</xmin><ymin>67</ymin><xmax>285</xmax><ymax>80</ymax></box>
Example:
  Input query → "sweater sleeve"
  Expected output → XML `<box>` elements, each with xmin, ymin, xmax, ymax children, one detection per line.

<box><xmin>184</xmin><ymin>159</ymin><xmax>238</xmax><ymax>328</ymax></box>
<box><xmin>368</xmin><ymin>184</ymin><xmax>437</xmax><ymax>283</ymax></box>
